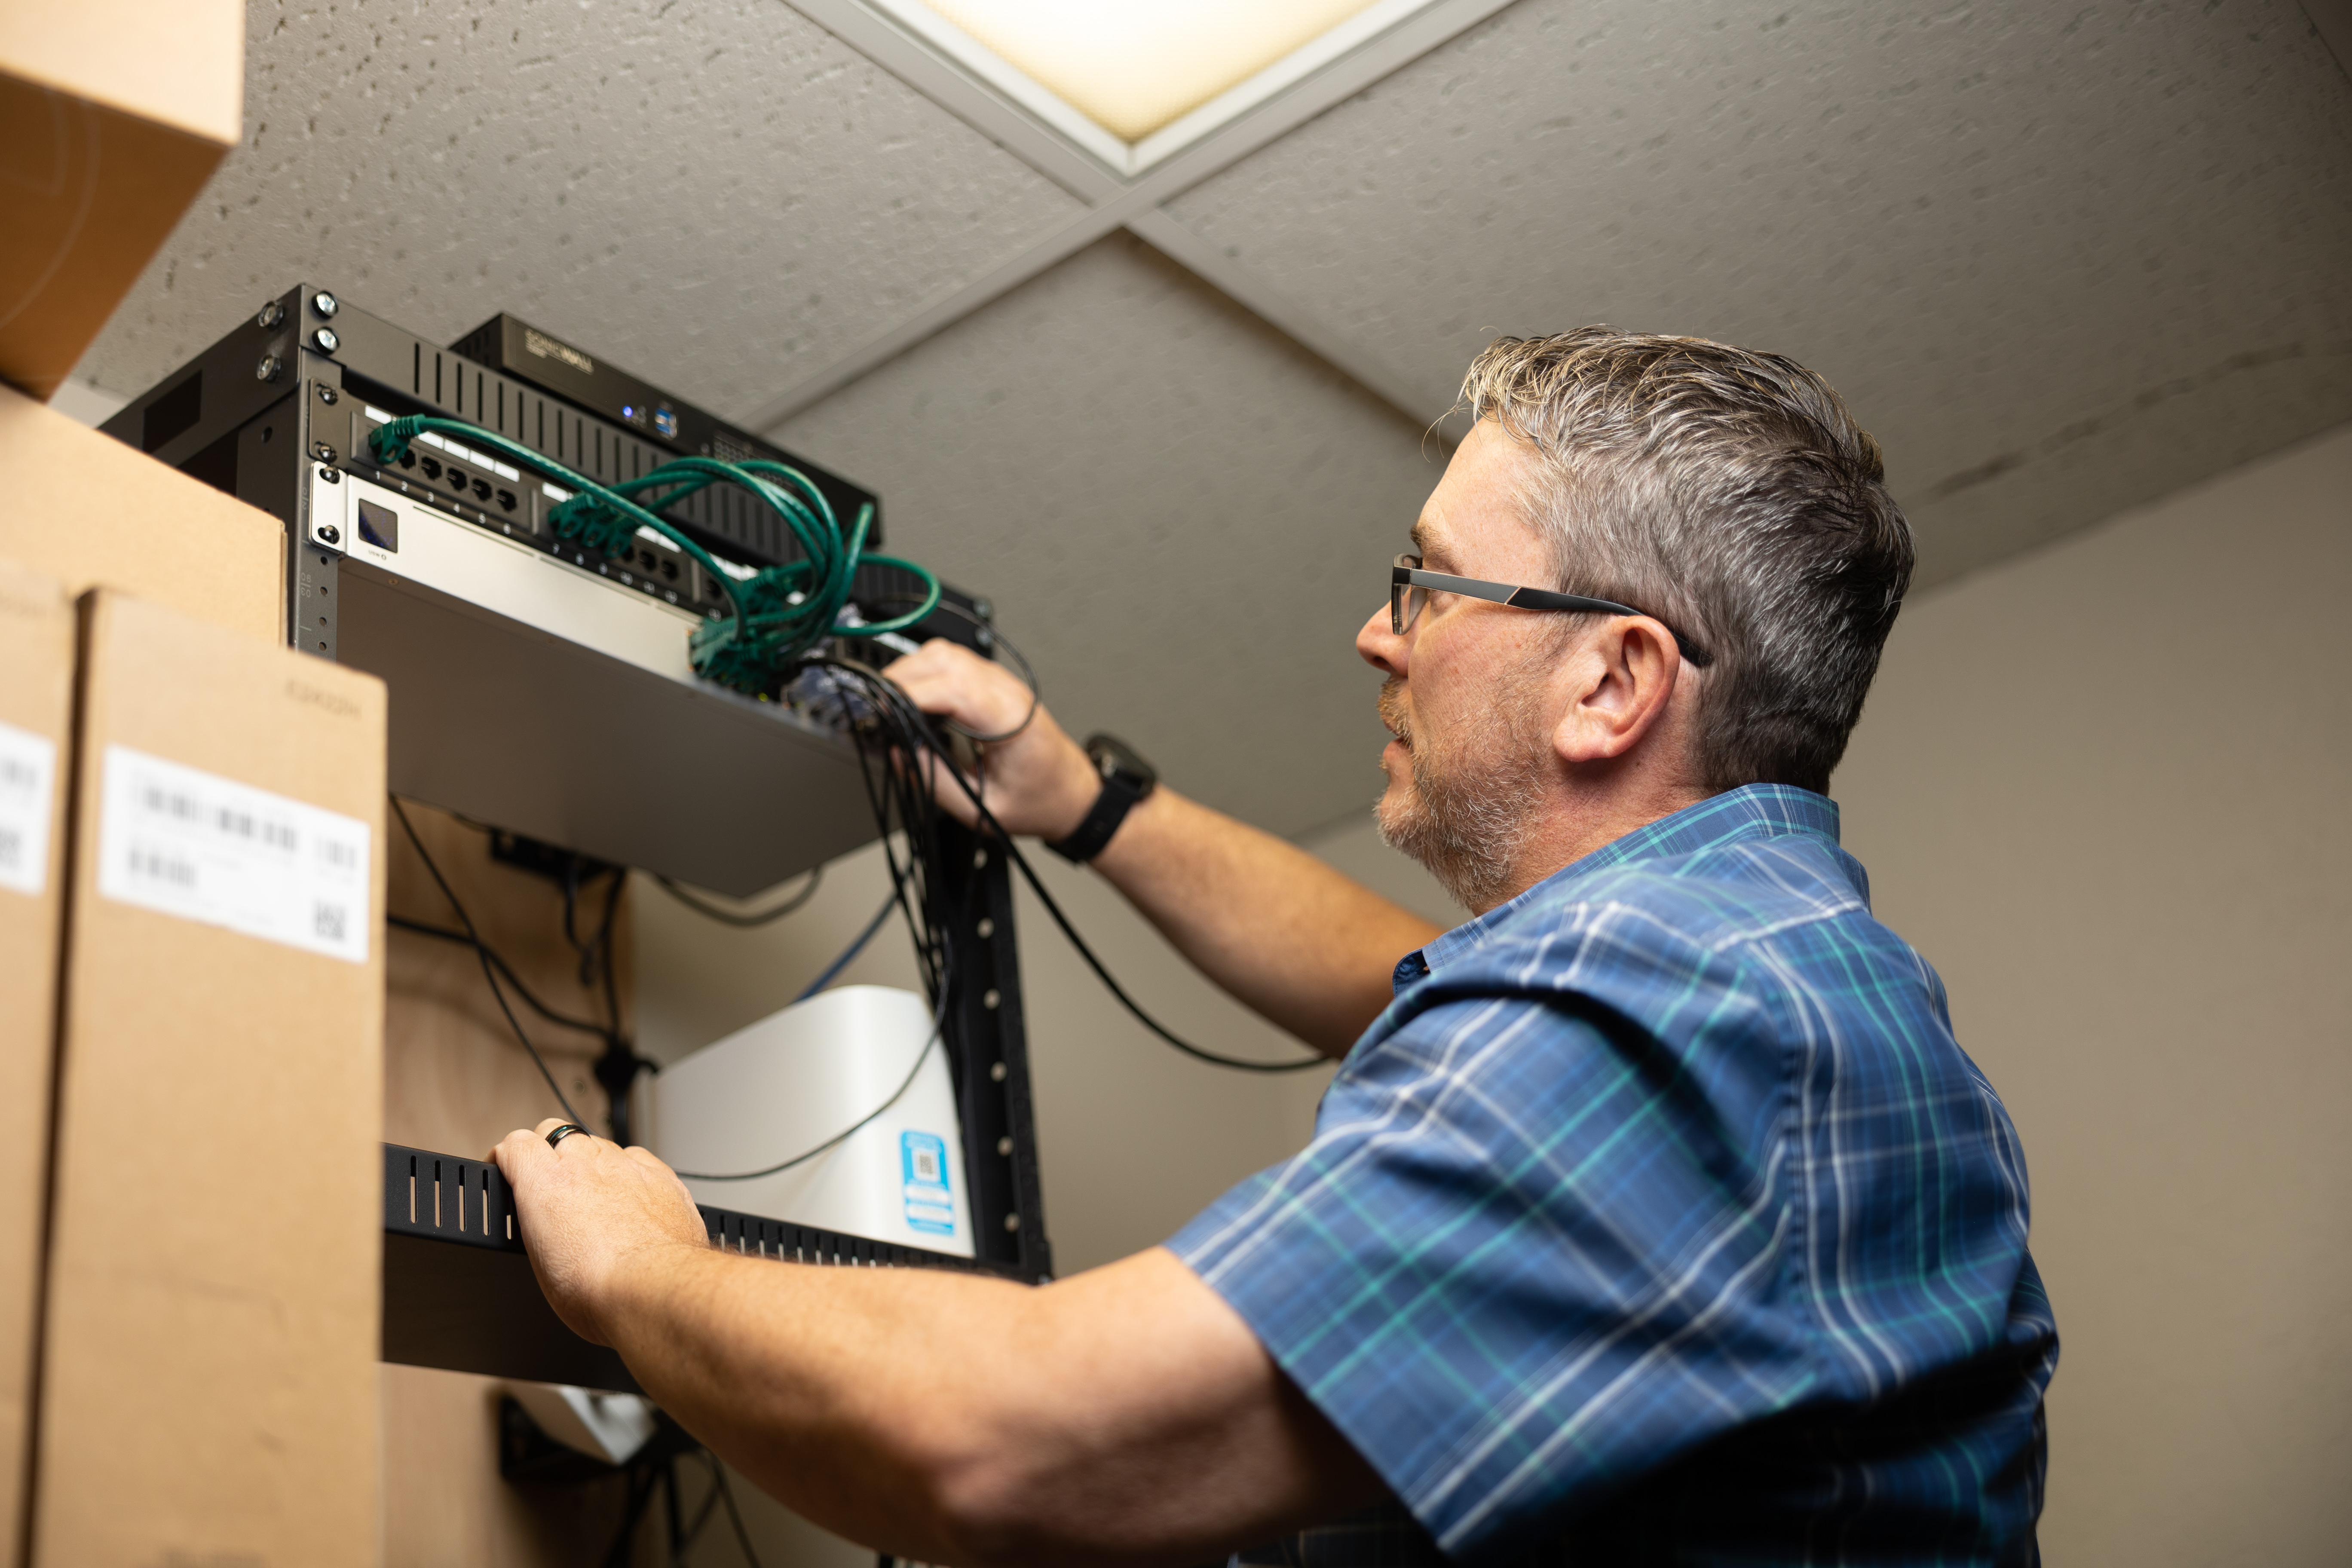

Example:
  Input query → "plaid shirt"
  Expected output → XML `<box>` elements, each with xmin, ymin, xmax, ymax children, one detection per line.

<box><xmin>1171</xmin><ymin>785</ymin><xmax>2055</xmax><ymax>1565</ymax></box>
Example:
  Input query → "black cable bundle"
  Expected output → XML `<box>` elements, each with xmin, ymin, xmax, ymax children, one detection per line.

<box><xmin>794</xmin><ymin>655</ymin><xmax>1326</xmax><ymax>1076</ymax></box>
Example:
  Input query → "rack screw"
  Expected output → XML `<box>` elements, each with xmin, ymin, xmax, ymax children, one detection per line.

<box><xmin>313</xmin><ymin>442</ymin><xmax>337</xmax><ymax>463</ymax></box>
<box><xmin>975</xmin><ymin>917</ymin><xmax>994</xmax><ymax>939</ymax></box>
<box><xmin>983</xmin><ymin>989</ymin><xmax>1001</xmax><ymax>1011</ymax></box>
<box><xmin>257</xmin><ymin>300</ymin><xmax>285</xmax><ymax>329</ymax></box>
<box><xmin>313</xmin><ymin>291</ymin><xmax>339</xmax><ymax>317</ymax></box>
<box><xmin>256</xmin><ymin>354</ymin><xmax>283</xmax><ymax>382</ymax></box>
<box><xmin>317</xmin><ymin>384</ymin><xmax>338</xmax><ymax>405</ymax></box>
<box><xmin>989</xmin><ymin>1060</ymin><xmax>1008</xmax><ymax>1081</ymax></box>
<box><xmin>316</xmin><ymin>523</ymin><xmax>342</xmax><ymax>545</ymax></box>
<box><xmin>996</xmin><ymin>1136</ymin><xmax>1014</xmax><ymax>1156</ymax></box>
<box><xmin>313</xmin><ymin>326</ymin><xmax>340</xmax><ymax>353</ymax></box>
<box><xmin>1002</xmin><ymin>1213</ymin><xmax>1021</xmax><ymax>1232</ymax></box>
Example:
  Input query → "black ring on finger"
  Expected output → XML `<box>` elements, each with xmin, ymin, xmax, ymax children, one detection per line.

<box><xmin>545</xmin><ymin>1123</ymin><xmax>591</xmax><ymax>1150</ymax></box>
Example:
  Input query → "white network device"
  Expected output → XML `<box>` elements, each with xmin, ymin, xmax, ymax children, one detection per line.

<box><xmin>647</xmin><ymin>986</ymin><xmax>974</xmax><ymax>1258</ymax></box>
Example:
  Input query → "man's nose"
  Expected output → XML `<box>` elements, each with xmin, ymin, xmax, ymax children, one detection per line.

<box><xmin>1357</xmin><ymin>602</ymin><xmax>1407</xmax><ymax>677</ymax></box>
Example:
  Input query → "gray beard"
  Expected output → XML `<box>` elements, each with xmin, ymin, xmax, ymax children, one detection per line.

<box><xmin>1374</xmin><ymin>673</ymin><xmax>1554</xmax><ymax>912</ymax></box>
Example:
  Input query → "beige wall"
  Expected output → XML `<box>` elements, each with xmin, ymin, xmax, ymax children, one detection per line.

<box><xmin>1833</xmin><ymin>424</ymin><xmax>2352</xmax><ymax>1564</ymax></box>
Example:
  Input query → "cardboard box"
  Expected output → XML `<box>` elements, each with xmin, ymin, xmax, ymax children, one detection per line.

<box><xmin>32</xmin><ymin>589</ymin><xmax>386</xmax><ymax>1567</ymax></box>
<box><xmin>0</xmin><ymin>2</ymin><xmax>244</xmax><ymax>399</ymax></box>
<box><xmin>0</xmin><ymin>560</ymin><xmax>72</xmax><ymax>1564</ymax></box>
<box><xmin>0</xmin><ymin>381</ymin><xmax>284</xmax><ymax>643</ymax></box>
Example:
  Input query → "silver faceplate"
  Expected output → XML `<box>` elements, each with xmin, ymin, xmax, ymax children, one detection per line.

<box><xmin>319</xmin><ymin>470</ymin><xmax>879</xmax><ymax>894</ymax></box>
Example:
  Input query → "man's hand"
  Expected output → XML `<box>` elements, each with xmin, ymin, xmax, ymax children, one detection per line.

<box><xmin>491</xmin><ymin>1120</ymin><xmax>711</xmax><ymax>1345</ymax></box>
<box><xmin>882</xmin><ymin>639</ymin><xmax>1099</xmax><ymax>840</ymax></box>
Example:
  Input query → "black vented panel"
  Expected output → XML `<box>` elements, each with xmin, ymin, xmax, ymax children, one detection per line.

<box><xmin>380</xmin><ymin>1142</ymin><xmax>1007</xmax><ymax>1391</ymax></box>
<box><xmin>382</xmin><ymin>1142</ymin><xmax>995</xmax><ymax>1273</ymax></box>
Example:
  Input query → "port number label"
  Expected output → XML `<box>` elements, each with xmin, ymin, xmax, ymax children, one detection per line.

<box><xmin>0</xmin><ymin>720</ymin><xmax>57</xmax><ymax>897</ymax></box>
<box><xmin>97</xmin><ymin>745</ymin><xmax>372</xmax><ymax>963</ymax></box>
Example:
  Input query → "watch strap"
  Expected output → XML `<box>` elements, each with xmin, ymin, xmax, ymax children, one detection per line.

<box><xmin>1044</xmin><ymin>774</ymin><xmax>1145</xmax><ymax>864</ymax></box>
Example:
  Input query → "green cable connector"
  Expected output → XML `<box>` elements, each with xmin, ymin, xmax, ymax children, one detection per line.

<box><xmin>364</xmin><ymin>415</ymin><xmax>940</xmax><ymax>693</ymax></box>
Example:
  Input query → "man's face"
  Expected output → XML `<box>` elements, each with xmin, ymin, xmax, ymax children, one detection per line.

<box><xmin>1356</xmin><ymin>423</ymin><xmax>1572</xmax><ymax>911</ymax></box>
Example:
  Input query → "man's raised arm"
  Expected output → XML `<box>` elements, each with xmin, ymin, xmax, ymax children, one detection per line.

<box><xmin>884</xmin><ymin>640</ymin><xmax>1440</xmax><ymax>1058</ymax></box>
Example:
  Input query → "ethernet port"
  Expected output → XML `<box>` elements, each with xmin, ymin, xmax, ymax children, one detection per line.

<box><xmin>447</xmin><ymin>465</ymin><xmax>469</xmax><ymax>490</ymax></box>
<box><xmin>471</xmin><ymin>478</ymin><xmax>492</xmax><ymax>502</ymax></box>
<box><xmin>397</xmin><ymin>448</ymin><xmax>416</xmax><ymax>470</ymax></box>
<box><xmin>660</xmin><ymin>558</ymin><xmax>679</xmax><ymax>582</ymax></box>
<box><xmin>419</xmin><ymin>456</ymin><xmax>442</xmax><ymax>480</ymax></box>
<box><xmin>495</xmin><ymin>488</ymin><xmax>518</xmax><ymax>512</ymax></box>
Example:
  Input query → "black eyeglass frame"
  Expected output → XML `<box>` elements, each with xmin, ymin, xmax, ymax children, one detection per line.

<box><xmin>1390</xmin><ymin>554</ymin><xmax>1713</xmax><ymax>668</ymax></box>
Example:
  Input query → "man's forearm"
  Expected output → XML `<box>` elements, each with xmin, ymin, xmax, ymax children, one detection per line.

<box><xmin>592</xmin><ymin>1243</ymin><xmax>1382</xmax><ymax>1568</ymax></box>
<box><xmin>1090</xmin><ymin>787</ymin><xmax>1442</xmax><ymax>1057</ymax></box>
<box><xmin>600</xmin><ymin>1241</ymin><xmax>1026</xmax><ymax>1561</ymax></box>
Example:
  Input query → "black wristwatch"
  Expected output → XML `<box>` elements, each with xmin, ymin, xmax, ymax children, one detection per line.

<box><xmin>1045</xmin><ymin>734</ymin><xmax>1158</xmax><ymax>864</ymax></box>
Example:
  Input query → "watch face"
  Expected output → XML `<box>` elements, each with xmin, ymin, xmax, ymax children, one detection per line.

<box><xmin>1085</xmin><ymin>733</ymin><xmax>1157</xmax><ymax>794</ymax></box>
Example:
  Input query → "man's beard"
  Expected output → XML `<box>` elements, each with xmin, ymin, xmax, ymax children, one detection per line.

<box><xmin>1374</xmin><ymin>669</ymin><xmax>1555</xmax><ymax>912</ymax></box>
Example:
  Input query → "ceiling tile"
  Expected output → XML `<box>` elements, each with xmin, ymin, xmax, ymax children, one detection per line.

<box><xmin>778</xmin><ymin>234</ymin><xmax>1444</xmax><ymax>838</ymax></box>
<box><xmin>1165</xmin><ymin>0</ymin><xmax>2352</xmax><ymax>585</ymax></box>
<box><xmin>68</xmin><ymin>0</ymin><xmax>1085</xmax><ymax>418</ymax></box>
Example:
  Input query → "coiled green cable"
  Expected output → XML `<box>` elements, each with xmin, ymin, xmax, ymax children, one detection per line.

<box><xmin>364</xmin><ymin>415</ymin><xmax>940</xmax><ymax>692</ymax></box>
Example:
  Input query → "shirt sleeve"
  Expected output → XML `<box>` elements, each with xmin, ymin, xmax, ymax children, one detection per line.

<box><xmin>1167</xmin><ymin>983</ymin><xmax>1815</xmax><ymax>1562</ymax></box>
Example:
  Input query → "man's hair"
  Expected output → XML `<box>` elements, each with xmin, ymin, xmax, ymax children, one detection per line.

<box><xmin>1457</xmin><ymin>328</ymin><xmax>1914</xmax><ymax>796</ymax></box>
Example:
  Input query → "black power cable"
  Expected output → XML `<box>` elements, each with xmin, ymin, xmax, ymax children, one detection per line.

<box><xmin>384</xmin><ymin>913</ymin><xmax>615</xmax><ymax>1044</ymax></box>
<box><xmin>389</xmin><ymin>796</ymin><xmax>588</xmax><ymax>1125</ymax></box>
<box><xmin>805</xmin><ymin>657</ymin><xmax>1329</xmax><ymax>1075</ymax></box>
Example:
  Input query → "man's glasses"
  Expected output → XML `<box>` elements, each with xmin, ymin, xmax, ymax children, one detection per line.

<box><xmin>1390</xmin><ymin>554</ymin><xmax>1713</xmax><ymax>667</ymax></box>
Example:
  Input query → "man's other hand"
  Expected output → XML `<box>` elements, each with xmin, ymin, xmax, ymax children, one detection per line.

<box><xmin>492</xmin><ymin>1120</ymin><xmax>711</xmax><ymax>1345</ymax></box>
<box><xmin>882</xmin><ymin>639</ymin><xmax>1100</xmax><ymax>841</ymax></box>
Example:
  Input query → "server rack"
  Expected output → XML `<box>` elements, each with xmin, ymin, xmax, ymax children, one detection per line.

<box><xmin>104</xmin><ymin>286</ymin><xmax>1055</xmax><ymax>1384</ymax></box>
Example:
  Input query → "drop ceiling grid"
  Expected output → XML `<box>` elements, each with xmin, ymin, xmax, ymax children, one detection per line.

<box><xmin>776</xmin><ymin>236</ymin><xmax>1443</xmax><ymax>839</ymax></box>
<box><xmin>70</xmin><ymin>0</ymin><xmax>1087</xmax><ymax>414</ymax></box>
<box><xmin>1161</xmin><ymin>0</ymin><xmax>2352</xmax><ymax>572</ymax></box>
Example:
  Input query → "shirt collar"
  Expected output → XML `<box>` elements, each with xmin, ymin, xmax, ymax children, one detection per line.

<box><xmin>1396</xmin><ymin>784</ymin><xmax>1843</xmax><ymax>990</ymax></box>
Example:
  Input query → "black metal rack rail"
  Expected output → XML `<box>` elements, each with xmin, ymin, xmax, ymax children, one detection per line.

<box><xmin>384</xmin><ymin>1142</ymin><xmax>1014</xmax><ymax>1394</ymax></box>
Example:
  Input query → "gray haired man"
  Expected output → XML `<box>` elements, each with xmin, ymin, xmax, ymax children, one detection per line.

<box><xmin>496</xmin><ymin>329</ymin><xmax>2054</xmax><ymax>1567</ymax></box>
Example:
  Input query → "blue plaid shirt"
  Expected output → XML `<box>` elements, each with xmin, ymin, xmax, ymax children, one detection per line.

<box><xmin>1171</xmin><ymin>785</ymin><xmax>2055</xmax><ymax>1566</ymax></box>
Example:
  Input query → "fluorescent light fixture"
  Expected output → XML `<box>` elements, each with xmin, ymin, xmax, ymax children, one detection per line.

<box><xmin>867</xmin><ymin>0</ymin><xmax>1446</xmax><ymax>176</ymax></box>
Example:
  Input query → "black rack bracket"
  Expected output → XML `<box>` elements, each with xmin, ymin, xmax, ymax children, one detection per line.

<box><xmin>382</xmin><ymin>1142</ymin><xmax>1009</xmax><ymax>1394</ymax></box>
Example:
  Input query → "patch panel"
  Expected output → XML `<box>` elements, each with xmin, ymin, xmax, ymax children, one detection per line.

<box><xmin>99</xmin><ymin>283</ymin><xmax>987</xmax><ymax>895</ymax></box>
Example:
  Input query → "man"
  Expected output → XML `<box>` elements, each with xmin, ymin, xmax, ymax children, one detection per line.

<box><xmin>495</xmin><ymin>329</ymin><xmax>2056</xmax><ymax>1566</ymax></box>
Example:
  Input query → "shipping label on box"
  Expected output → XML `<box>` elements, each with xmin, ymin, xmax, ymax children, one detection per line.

<box><xmin>0</xmin><ymin>720</ymin><xmax>57</xmax><ymax>896</ymax></box>
<box><xmin>96</xmin><ymin>744</ymin><xmax>371</xmax><ymax>962</ymax></box>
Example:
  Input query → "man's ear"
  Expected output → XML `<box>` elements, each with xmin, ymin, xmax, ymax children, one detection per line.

<box><xmin>1552</xmin><ymin>618</ymin><xmax>1683</xmax><ymax>765</ymax></box>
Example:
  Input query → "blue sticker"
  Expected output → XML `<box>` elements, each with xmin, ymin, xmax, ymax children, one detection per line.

<box><xmin>900</xmin><ymin>1130</ymin><xmax>956</xmax><ymax>1237</ymax></box>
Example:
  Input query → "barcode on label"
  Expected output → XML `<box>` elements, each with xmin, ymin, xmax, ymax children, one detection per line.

<box><xmin>98</xmin><ymin>746</ymin><xmax>371</xmax><ymax>963</ymax></box>
<box><xmin>129</xmin><ymin>846</ymin><xmax>199</xmax><ymax>888</ymax></box>
<box><xmin>142</xmin><ymin>784</ymin><xmax>298</xmax><ymax>852</ymax></box>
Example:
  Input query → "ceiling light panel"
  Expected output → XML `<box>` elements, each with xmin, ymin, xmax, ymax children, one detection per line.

<box><xmin>868</xmin><ymin>0</ymin><xmax>1442</xmax><ymax>176</ymax></box>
